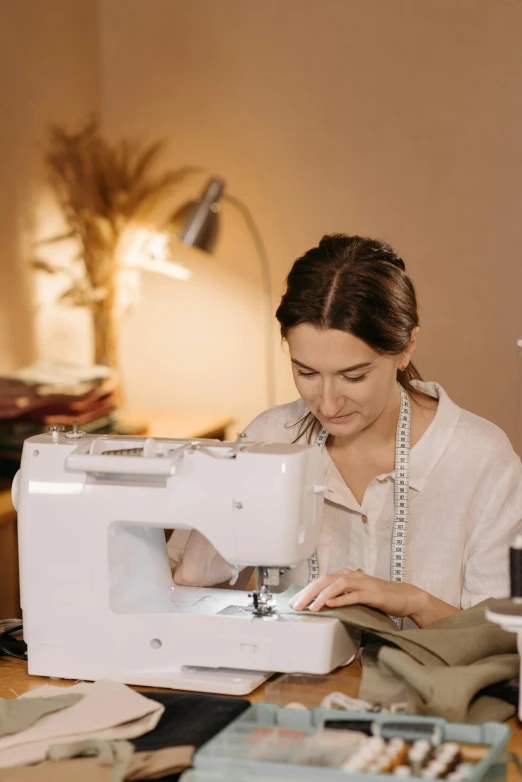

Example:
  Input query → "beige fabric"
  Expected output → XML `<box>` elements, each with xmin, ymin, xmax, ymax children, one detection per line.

<box><xmin>0</xmin><ymin>746</ymin><xmax>194</xmax><ymax>781</ymax></box>
<box><xmin>363</xmin><ymin>648</ymin><xmax>518</xmax><ymax>723</ymax></box>
<box><xmin>0</xmin><ymin>695</ymin><xmax>83</xmax><ymax>738</ymax></box>
<box><xmin>48</xmin><ymin>739</ymin><xmax>134</xmax><ymax>782</ymax></box>
<box><xmin>279</xmin><ymin>587</ymin><xmax>518</xmax><ymax>722</ymax></box>
<box><xmin>0</xmin><ymin>680</ymin><xmax>164</xmax><ymax>769</ymax></box>
<box><xmin>236</xmin><ymin>381</ymin><xmax>522</xmax><ymax>610</ymax></box>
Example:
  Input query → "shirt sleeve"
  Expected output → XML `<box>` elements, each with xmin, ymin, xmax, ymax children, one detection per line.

<box><xmin>461</xmin><ymin>440</ymin><xmax>522</xmax><ymax>609</ymax></box>
<box><xmin>242</xmin><ymin>403</ymin><xmax>305</xmax><ymax>444</ymax></box>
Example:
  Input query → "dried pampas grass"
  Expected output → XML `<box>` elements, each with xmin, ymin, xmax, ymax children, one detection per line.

<box><xmin>34</xmin><ymin>119</ymin><xmax>189</xmax><ymax>368</ymax></box>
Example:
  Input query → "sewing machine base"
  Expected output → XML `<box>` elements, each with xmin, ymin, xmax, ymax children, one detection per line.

<box><xmin>45</xmin><ymin>668</ymin><xmax>272</xmax><ymax>696</ymax></box>
<box><xmin>25</xmin><ymin>586</ymin><xmax>358</xmax><ymax>696</ymax></box>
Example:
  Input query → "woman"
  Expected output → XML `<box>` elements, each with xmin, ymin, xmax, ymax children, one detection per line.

<box><xmin>173</xmin><ymin>234</ymin><xmax>522</xmax><ymax>628</ymax></box>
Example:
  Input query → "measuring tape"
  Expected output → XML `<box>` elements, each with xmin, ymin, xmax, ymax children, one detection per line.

<box><xmin>308</xmin><ymin>388</ymin><xmax>412</xmax><ymax>627</ymax></box>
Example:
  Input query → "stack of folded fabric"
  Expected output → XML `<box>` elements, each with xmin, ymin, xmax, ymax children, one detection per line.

<box><xmin>280</xmin><ymin>587</ymin><xmax>519</xmax><ymax>724</ymax></box>
<box><xmin>0</xmin><ymin>362</ymin><xmax>119</xmax><ymax>472</ymax></box>
<box><xmin>0</xmin><ymin>680</ymin><xmax>250</xmax><ymax>782</ymax></box>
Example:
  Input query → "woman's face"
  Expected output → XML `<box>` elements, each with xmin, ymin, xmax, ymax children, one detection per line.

<box><xmin>287</xmin><ymin>325</ymin><xmax>410</xmax><ymax>438</ymax></box>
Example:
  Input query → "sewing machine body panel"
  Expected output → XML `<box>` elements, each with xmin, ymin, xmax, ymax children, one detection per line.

<box><xmin>14</xmin><ymin>432</ymin><xmax>357</xmax><ymax>694</ymax></box>
<box><xmin>17</xmin><ymin>434</ymin><xmax>323</xmax><ymax>566</ymax></box>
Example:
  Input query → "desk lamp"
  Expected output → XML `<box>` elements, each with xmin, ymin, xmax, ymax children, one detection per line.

<box><xmin>167</xmin><ymin>177</ymin><xmax>275</xmax><ymax>408</ymax></box>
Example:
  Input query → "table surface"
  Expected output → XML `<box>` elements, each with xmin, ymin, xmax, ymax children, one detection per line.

<box><xmin>0</xmin><ymin>657</ymin><xmax>520</xmax><ymax>779</ymax></box>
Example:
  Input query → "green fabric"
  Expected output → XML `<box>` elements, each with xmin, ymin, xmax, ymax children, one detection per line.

<box><xmin>0</xmin><ymin>694</ymin><xmax>84</xmax><ymax>738</ymax></box>
<box><xmin>278</xmin><ymin>587</ymin><xmax>518</xmax><ymax>723</ymax></box>
<box><xmin>48</xmin><ymin>739</ymin><xmax>134</xmax><ymax>782</ymax></box>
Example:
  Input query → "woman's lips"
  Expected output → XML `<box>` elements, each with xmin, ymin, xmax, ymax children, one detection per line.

<box><xmin>324</xmin><ymin>412</ymin><xmax>355</xmax><ymax>424</ymax></box>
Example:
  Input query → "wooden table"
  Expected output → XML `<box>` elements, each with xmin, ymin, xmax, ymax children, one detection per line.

<box><xmin>0</xmin><ymin>482</ymin><xmax>18</xmax><ymax>620</ymax></box>
<box><xmin>0</xmin><ymin>658</ymin><xmax>520</xmax><ymax>779</ymax></box>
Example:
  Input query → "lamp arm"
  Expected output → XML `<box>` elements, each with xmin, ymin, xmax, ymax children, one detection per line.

<box><xmin>222</xmin><ymin>193</ymin><xmax>276</xmax><ymax>409</ymax></box>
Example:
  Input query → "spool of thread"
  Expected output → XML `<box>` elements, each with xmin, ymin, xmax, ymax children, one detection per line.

<box><xmin>509</xmin><ymin>534</ymin><xmax>522</xmax><ymax>598</ymax></box>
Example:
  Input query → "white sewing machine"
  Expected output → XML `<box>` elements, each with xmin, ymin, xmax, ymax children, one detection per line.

<box><xmin>11</xmin><ymin>425</ymin><xmax>356</xmax><ymax>695</ymax></box>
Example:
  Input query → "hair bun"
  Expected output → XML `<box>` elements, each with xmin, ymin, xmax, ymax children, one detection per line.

<box><xmin>318</xmin><ymin>234</ymin><xmax>406</xmax><ymax>272</ymax></box>
<box><xmin>378</xmin><ymin>246</ymin><xmax>406</xmax><ymax>271</ymax></box>
<box><xmin>363</xmin><ymin>238</ymin><xmax>406</xmax><ymax>271</ymax></box>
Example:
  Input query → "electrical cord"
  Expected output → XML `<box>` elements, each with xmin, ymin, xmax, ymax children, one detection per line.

<box><xmin>223</xmin><ymin>192</ymin><xmax>275</xmax><ymax>409</ymax></box>
<box><xmin>0</xmin><ymin>623</ymin><xmax>27</xmax><ymax>661</ymax></box>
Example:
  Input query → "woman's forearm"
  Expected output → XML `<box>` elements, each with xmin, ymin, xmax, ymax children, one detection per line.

<box><xmin>409</xmin><ymin>588</ymin><xmax>461</xmax><ymax>627</ymax></box>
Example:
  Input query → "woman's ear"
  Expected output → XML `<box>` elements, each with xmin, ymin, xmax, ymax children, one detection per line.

<box><xmin>398</xmin><ymin>327</ymin><xmax>419</xmax><ymax>370</ymax></box>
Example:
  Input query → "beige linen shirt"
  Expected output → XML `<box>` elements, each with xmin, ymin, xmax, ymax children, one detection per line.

<box><xmin>242</xmin><ymin>381</ymin><xmax>522</xmax><ymax>609</ymax></box>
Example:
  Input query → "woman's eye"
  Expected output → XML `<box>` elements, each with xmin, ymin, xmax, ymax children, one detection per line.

<box><xmin>297</xmin><ymin>370</ymin><xmax>316</xmax><ymax>378</ymax></box>
<box><xmin>343</xmin><ymin>375</ymin><xmax>367</xmax><ymax>383</ymax></box>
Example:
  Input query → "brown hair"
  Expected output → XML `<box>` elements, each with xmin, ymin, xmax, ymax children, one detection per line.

<box><xmin>276</xmin><ymin>234</ymin><xmax>424</xmax><ymax>441</ymax></box>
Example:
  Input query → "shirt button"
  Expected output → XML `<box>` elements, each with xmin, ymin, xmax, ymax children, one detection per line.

<box><xmin>361</xmin><ymin>514</ymin><xmax>368</xmax><ymax>524</ymax></box>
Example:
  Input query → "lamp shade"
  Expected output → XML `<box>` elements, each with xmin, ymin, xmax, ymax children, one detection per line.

<box><xmin>168</xmin><ymin>177</ymin><xmax>225</xmax><ymax>253</ymax></box>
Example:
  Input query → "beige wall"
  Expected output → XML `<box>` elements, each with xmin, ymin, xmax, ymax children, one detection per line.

<box><xmin>2</xmin><ymin>1</ymin><xmax>522</xmax><ymax>444</ymax></box>
<box><xmin>0</xmin><ymin>0</ymin><xmax>99</xmax><ymax>373</ymax></box>
<box><xmin>98</xmin><ymin>0</ymin><xmax>522</xmax><ymax>441</ymax></box>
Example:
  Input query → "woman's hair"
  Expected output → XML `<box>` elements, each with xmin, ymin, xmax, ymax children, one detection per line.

<box><xmin>275</xmin><ymin>233</ymin><xmax>424</xmax><ymax>441</ymax></box>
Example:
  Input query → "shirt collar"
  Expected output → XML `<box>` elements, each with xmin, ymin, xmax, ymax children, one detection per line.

<box><xmin>322</xmin><ymin>381</ymin><xmax>461</xmax><ymax>500</ymax></box>
<box><xmin>407</xmin><ymin>381</ymin><xmax>461</xmax><ymax>491</ymax></box>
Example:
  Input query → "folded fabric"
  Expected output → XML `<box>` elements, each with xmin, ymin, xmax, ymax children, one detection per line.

<box><xmin>279</xmin><ymin>587</ymin><xmax>519</xmax><ymax>723</ymax></box>
<box><xmin>49</xmin><ymin>738</ymin><xmax>135</xmax><ymax>782</ymax></box>
<box><xmin>0</xmin><ymin>680</ymin><xmax>164</xmax><ymax>768</ymax></box>
<box><xmin>0</xmin><ymin>745</ymin><xmax>194</xmax><ymax>782</ymax></box>
<box><xmin>0</xmin><ymin>694</ymin><xmax>83</xmax><ymax>738</ymax></box>
<box><xmin>0</xmin><ymin>376</ymin><xmax>116</xmax><ymax>422</ymax></box>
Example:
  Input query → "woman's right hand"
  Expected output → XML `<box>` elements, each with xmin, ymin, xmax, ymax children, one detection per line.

<box><xmin>173</xmin><ymin>530</ymin><xmax>234</xmax><ymax>587</ymax></box>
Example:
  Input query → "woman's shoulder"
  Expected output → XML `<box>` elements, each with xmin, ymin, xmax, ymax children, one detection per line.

<box><xmin>415</xmin><ymin>380</ymin><xmax>518</xmax><ymax>460</ymax></box>
<box><xmin>242</xmin><ymin>399</ymin><xmax>311</xmax><ymax>443</ymax></box>
<box><xmin>456</xmin><ymin>407</ymin><xmax>519</xmax><ymax>460</ymax></box>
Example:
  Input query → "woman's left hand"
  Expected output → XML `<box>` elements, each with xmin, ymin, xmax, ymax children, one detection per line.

<box><xmin>289</xmin><ymin>569</ymin><xmax>426</xmax><ymax>620</ymax></box>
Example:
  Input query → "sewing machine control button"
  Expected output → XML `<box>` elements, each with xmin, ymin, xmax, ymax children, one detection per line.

<box><xmin>65</xmin><ymin>420</ymin><xmax>85</xmax><ymax>439</ymax></box>
<box><xmin>48</xmin><ymin>425</ymin><xmax>65</xmax><ymax>443</ymax></box>
<box><xmin>361</xmin><ymin>515</ymin><xmax>368</xmax><ymax>524</ymax></box>
<box><xmin>150</xmin><ymin>638</ymin><xmax>162</xmax><ymax>649</ymax></box>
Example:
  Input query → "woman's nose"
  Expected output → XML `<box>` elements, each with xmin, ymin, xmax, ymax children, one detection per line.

<box><xmin>319</xmin><ymin>383</ymin><xmax>344</xmax><ymax>417</ymax></box>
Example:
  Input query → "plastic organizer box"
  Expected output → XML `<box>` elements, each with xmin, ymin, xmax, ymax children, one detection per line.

<box><xmin>180</xmin><ymin>703</ymin><xmax>511</xmax><ymax>782</ymax></box>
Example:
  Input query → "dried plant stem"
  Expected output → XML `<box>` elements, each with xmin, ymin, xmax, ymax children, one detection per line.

<box><xmin>91</xmin><ymin>288</ymin><xmax>117</xmax><ymax>369</ymax></box>
<box><xmin>34</xmin><ymin>120</ymin><xmax>190</xmax><ymax>370</ymax></box>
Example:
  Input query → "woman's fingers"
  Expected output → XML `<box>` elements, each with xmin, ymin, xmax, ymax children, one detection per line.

<box><xmin>307</xmin><ymin>576</ymin><xmax>357</xmax><ymax>612</ymax></box>
<box><xmin>288</xmin><ymin>577</ymin><xmax>333</xmax><ymax>610</ymax></box>
<box><xmin>290</xmin><ymin>570</ymin><xmax>362</xmax><ymax>611</ymax></box>
<box><xmin>289</xmin><ymin>570</ymin><xmax>354</xmax><ymax>610</ymax></box>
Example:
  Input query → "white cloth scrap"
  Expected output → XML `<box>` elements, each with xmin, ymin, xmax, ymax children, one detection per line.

<box><xmin>0</xmin><ymin>680</ymin><xmax>163</xmax><ymax>768</ymax></box>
